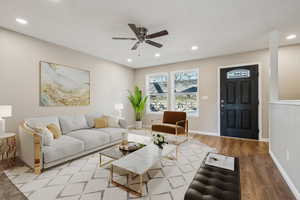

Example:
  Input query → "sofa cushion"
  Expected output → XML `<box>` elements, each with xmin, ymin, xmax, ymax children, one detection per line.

<box><xmin>85</xmin><ymin>113</ymin><xmax>103</xmax><ymax>128</ymax></box>
<box><xmin>43</xmin><ymin>135</ymin><xmax>84</xmax><ymax>163</ymax></box>
<box><xmin>25</xmin><ymin>116</ymin><xmax>60</xmax><ymax>131</ymax></box>
<box><xmin>59</xmin><ymin>115</ymin><xmax>89</xmax><ymax>134</ymax></box>
<box><xmin>119</xmin><ymin>119</ymin><xmax>128</xmax><ymax>129</ymax></box>
<box><xmin>67</xmin><ymin>129</ymin><xmax>110</xmax><ymax>150</ymax></box>
<box><xmin>104</xmin><ymin>115</ymin><xmax>121</xmax><ymax>128</ymax></box>
<box><xmin>94</xmin><ymin>128</ymin><xmax>125</xmax><ymax>142</ymax></box>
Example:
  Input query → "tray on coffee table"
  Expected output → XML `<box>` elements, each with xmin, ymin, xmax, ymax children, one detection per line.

<box><xmin>99</xmin><ymin>142</ymin><xmax>144</xmax><ymax>167</ymax></box>
<box><xmin>99</xmin><ymin>133</ymin><xmax>152</xmax><ymax>167</ymax></box>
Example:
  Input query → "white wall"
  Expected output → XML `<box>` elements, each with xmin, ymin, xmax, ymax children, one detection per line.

<box><xmin>0</xmin><ymin>28</ymin><xmax>135</xmax><ymax>133</ymax></box>
<box><xmin>135</xmin><ymin>49</ymin><xmax>270</xmax><ymax>138</ymax></box>
<box><xmin>135</xmin><ymin>44</ymin><xmax>300</xmax><ymax>139</ymax></box>
<box><xmin>279</xmin><ymin>44</ymin><xmax>300</xmax><ymax>100</ymax></box>
<box><xmin>270</xmin><ymin>102</ymin><xmax>300</xmax><ymax>199</ymax></box>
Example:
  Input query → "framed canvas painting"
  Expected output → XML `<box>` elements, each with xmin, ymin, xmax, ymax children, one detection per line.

<box><xmin>40</xmin><ymin>61</ymin><xmax>90</xmax><ymax>106</ymax></box>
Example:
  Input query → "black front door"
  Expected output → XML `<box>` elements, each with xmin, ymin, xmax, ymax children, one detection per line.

<box><xmin>220</xmin><ymin>65</ymin><xmax>259</xmax><ymax>139</ymax></box>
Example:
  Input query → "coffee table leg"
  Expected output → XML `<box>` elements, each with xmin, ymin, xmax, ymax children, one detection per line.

<box><xmin>176</xmin><ymin>145</ymin><xmax>179</xmax><ymax>160</ymax></box>
<box><xmin>110</xmin><ymin>165</ymin><xmax>113</xmax><ymax>184</ymax></box>
<box><xmin>99</xmin><ymin>154</ymin><xmax>102</xmax><ymax>167</ymax></box>
<box><xmin>140</xmin><ymin>175</ymin><xmax>143</xmax><ymax>195</ymax></box>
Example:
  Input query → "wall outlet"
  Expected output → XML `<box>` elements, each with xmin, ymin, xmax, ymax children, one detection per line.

<box><xmin>286</xmin><ymin>149</ymin><xmax>290</xmax><ymax>161</ymax></box>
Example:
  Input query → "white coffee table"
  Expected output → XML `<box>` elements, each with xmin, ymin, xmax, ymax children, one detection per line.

<box><xmin>110</xmin><ymin>141</ymin><xmax>177</xmax><ymax>196</ymax></box>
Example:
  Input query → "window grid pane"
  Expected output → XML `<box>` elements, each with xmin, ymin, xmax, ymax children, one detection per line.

<box><xmin>148</xmin><ymin>75</ymin><xmax>168</xmax><ymax>94</ymax></box>
<box><xmin>147</xmin><ymin>74</ymin><xmax>168</xmax><ymax>113</ymax></box>
<box><xmin>149</xmin><ymin>94</ymin><xmax>168</xmax><ymax>112</ymax></box>
<box><xmin>173</xmin><ymin>71</ymin><xmax>198</xmax><ymax>114</ymax></box>
<box><xmin>227</xmin><ymin>69</ymin><xmax>250</xmax><ymax>79</ymax></box>
<box><xmin>174</xmin><ymin>93</ymin><xmax>198</xmax><ymax>114</ymax></box>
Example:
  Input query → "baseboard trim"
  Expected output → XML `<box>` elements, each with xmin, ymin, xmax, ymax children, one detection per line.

<box><xmin>190</xmin><ymin>130</ymin><xmax>218</xmax><ymax>136</ymax></box>
<box><xmin>259</xmin><ymin>137</ymin><xmax>270</xmax><ymax>142</ymax></box>
<box><xmin>269</xmin><ymin>150</ymin><xmax>300</xmax><ymax>200</ymax></box>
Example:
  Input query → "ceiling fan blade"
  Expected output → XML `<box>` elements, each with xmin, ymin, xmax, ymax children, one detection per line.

<box><xmin>112</xmin><ymin>37</ymin><xmax>137</xmax><ymax>40</ymax></box>
<box><xmin>146</xmin><ymin>30</ymin><xmax>168</xmax><ymax>39</ymax></box>
<box><xmin>131</xmin><ymin>41</ymin><xmax>140</xmax><ymax>50</ymax></box>
<box><xmin>145</xmin><ymin>40</ymin><xmax>163</xmax><ymax>48</ymax></box>
<box><xmin>128</xmin><ymin>24</ymin><xmax>140</xmax><ymax>38</ymax></box>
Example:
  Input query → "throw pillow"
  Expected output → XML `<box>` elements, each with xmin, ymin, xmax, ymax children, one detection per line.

<box><xmin>104</xmin><ymin>115</ymin><xmax>120</xmax><ymax>128</ymax></box>
<box><xmin>94</xmin><ymin>117</ymin><xmax>108</xmax><ymax>128</ymax></box>
<box><xmin>42</xmin><ymin>128</ymin><xmax>54</xmax><ymax>146</ymax></box>
<box><xmin>47</xmin><ymin>123</ymin><xmax>62</xmax><ymax>139</ymax></box>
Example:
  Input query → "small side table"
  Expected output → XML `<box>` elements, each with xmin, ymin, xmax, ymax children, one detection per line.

<box><xmin>0</xmin><ymin>133</ymin><xmax>17</xmax><ymax>166</ymax></box>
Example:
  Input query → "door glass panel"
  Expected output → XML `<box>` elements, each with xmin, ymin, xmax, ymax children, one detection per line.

<box><xmin>227</xmin><ymin>69</ymin><xmax>250</xmax><ymax>79</ymax></box>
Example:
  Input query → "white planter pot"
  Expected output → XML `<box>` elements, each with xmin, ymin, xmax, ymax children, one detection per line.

<box><xmin>135</xmin><ymin>121</ymin><xmax>143</xmax><ymax>129</ymax></box>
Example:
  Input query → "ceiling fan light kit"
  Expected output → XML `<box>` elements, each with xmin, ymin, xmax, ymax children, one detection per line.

<box><xmin>113</xmin><ymin>24</ymin><xmax>168</xmax><ymax>50</ymax></box>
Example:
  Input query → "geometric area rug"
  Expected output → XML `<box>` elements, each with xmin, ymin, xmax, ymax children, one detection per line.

<box><xmin>4</xmin><ymin>139</ymin><xmax>215</xmax><ymax>200</ymax></box>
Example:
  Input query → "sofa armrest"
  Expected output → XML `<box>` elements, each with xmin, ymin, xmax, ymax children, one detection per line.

<box><xmin>19</xmin><ymin>121</ymin><xmax>43</xmax><ymax>174</ymax></box>
<box><xmin>119</xmin><ymin>119</ymin><xmax>128</xmax><ymax>129</ymax></box>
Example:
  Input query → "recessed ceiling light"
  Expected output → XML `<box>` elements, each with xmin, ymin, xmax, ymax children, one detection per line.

<box><xmin>127</xmin><ymin>58</ymin><xmax>132</xmax><ymax>63</ymax></box>
<box><xmin>191</xmin><ymin>45</ymin><xmax>199</xmax><ymax>50</ymax></box>
<box><xmin>155</xmin><ymin>53</ymin><xmax>160</xmax><ymax>58</ymax></box>
<box><xmin>16</xmin><ymin>18</ymin><xmax>28</xmax><ymax>25</ymax></box>
<box><xmin>286</xmin><ymin>34</ymin><xmax>296</xmax><ymax>40</ymax></box>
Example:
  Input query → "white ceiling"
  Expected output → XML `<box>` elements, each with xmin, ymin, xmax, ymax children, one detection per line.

<box><xmin>0</xmin><ymin>0</ymin><xmax>300</xmax><ymax>68</ymax></box>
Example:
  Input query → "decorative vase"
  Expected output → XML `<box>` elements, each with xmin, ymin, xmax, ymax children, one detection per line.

<box><xmin>135</xmin><ymin>121</ymin><xmax>143</xmax><ymax>129</ymax></box>
<box><xmin>121</xmin><ymin>132</ymin><xmax>128</xmax><ymax>145</ymax></box>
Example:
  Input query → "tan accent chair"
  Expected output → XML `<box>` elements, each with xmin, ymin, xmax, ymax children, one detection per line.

<box><xmin>151</xmin><ymin>111</ymin><xmax>188</xmax><ymax>136</ymax></box>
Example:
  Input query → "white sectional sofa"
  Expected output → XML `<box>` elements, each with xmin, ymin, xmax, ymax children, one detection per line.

<box><xmin>18</xmin><ymin>113</ymin><xmax>127</xmax><ymax>174</ymax></box>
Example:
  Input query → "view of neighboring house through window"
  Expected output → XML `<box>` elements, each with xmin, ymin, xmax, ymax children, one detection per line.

<box><xmin>172</xmin><ymin>69</ymin><xmax>198</xmax><ymax>115</ymax></box>
<box><xmin>146</xmin><ymin>73</ymin><xmax>168</xmax><ymax>113</ymax></box>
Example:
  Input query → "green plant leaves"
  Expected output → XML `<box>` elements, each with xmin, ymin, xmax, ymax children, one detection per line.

<box><xmin>128</xmin><ymin>86</ymin><xmax>148</xmax><ymax>121</ymax></box>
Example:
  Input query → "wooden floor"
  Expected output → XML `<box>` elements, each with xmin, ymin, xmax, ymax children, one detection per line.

<box><xmin>0</xmin><ymin>134</ymin><xmax>296</xmax><ymax>200</ymax></box>
<box><xmin>194</xmin><ymin>134</ymin><xmax>296</xmax><ymax>200</ymax></box>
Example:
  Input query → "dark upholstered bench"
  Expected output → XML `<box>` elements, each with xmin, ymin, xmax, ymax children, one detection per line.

<box><xmin>184</xmin><ymin>154</ymin><xmax>240</xmax><ymax>200</ymax></box>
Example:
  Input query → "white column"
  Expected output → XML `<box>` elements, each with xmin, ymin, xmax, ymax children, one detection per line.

<box><xmin>269</xmin><ymin>30</ymin><xmax>280</xmax><ymax>102</ymax></box>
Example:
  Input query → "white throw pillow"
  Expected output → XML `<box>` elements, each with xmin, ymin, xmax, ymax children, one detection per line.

<box><xmin>42</xmin><ymin>128</ymin><xmax>54</xmax><ymax>146</ymax></box>
<box><xmin>105</xmin><ymin>115</ymin><xmax>120</xmax><ymax>128</ymax></box>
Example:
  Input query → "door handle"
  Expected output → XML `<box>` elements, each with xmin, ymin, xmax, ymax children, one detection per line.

<box><xmin>221</xmin><ymin>104</ymin><xmax>224</xmax><ymax>108</ymax></box>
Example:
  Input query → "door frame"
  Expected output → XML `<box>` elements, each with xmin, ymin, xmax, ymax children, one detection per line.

<box><xmin>217</xmin><ymin>62</ymin><xmax>263</xmax><ymax>140</ymax></box>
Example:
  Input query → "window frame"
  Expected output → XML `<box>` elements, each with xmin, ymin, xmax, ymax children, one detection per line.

<box><xmin>171</xmin><ymin>68</ymin><xmax>199</xmax><ymax>117</ymax></box>
<box><xmin>145</xmin><ymin>72</ymin><xmax>169</xmax><ymax>114</ymax></box>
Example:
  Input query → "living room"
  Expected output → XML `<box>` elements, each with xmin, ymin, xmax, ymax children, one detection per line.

<box><xmin>0</xmin><ymin>1</ymin><xmax>300</xmax><ymax>200</ymax></box>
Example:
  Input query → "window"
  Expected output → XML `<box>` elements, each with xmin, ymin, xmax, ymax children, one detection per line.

<box><xmin>172</xmin><ymin>70</ymin><xmax>199</xmax><ymax>115</ymax></box>
<box><xmin>227</xmin><ymin>69</ymin><xmax>250</xmax><ymax>79</ymax></box>
<box><xmin>145</xmin><ymin>69</ymin><xmax>199</xmax><ymax>115</ymax></box>
<box><xmin>146</xmin><ymin>73</ymin><xmax>168</xmax><ymax>113</ymax></box>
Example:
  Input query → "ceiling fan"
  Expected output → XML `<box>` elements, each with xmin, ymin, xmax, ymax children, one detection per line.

<box><xmin>112</xmin><ymin>24</ymin><xmax>168</xmax><ymax>50</ymax></box>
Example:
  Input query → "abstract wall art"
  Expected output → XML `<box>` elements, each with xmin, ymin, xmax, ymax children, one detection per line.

<box><xmin>40</xmin><ymin>61</ymin><xmax>90</xmax><ymax>106</ymax></box>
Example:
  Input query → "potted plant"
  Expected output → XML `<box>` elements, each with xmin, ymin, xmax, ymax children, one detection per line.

<box><xmin>128</xmin><ymin>86</ymin><xmax>148</xmax><ymax>129</ymax></box>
